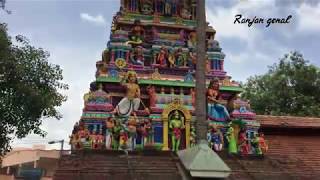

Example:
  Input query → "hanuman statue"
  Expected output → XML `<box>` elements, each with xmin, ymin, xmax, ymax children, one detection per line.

<box><xmin>169</xmin><ymin>110</ymin><xmax>185</xmax><ymax>152</ymax></box>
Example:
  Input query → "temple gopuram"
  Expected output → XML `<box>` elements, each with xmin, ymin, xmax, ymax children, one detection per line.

<box><xmin>69</xmin><ymin>0</ymin><xmax>267</xmax><ymax>157</ymax></box>
<box><xmin>52</xmin><ymin>1</ymin><xmax>320</xmax><ymax>180</ymax></box>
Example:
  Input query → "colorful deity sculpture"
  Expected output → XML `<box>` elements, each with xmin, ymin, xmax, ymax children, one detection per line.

<box><xmin>187</xmin><ymin>32</ymin><xmax>197</xmax><ymax>48</ymax></box>
<box><xmin>190</xmin><ymin>126</ymin><xmax>196</xmax><ymax>147</ymax></box>
<box><xmin>115</xmin><ymin>71</ymin><xmax>141</xmax><ymax>117</ymax></box>
<box><xmin>112</xmin><ymin>119</ymin><xmax>122</xmax><ymax>150</ymax></box>
<box><xmin>226</xmin><ymin>124</ymin><xmax>237</xmax><ymax>154</ymax></box>
<box><xmin>208</xmin><ymin>126</ymin><xmax>224</xmax><ymax>152</ymax></box>
<box><xmin>130</xmin><ymin>19</ymin><xmax>145</xmax><ymax>44</ymax></box>
<box><xmin>147</xmin><ymin>85</ymin><xmax>157</xmax><ymax>107</ymax></box>
<box><xmin>102</xmin><ymin>48</ymin><xmax>110</xmax><ymax>63</ymax></box>
<box><xmin>156</xmin><ymin>46</ymin><xmax>168</xmax><ymax>66</ymax></box>
<box><xmin>169</xmin><ymin>110</ymin><xmax>185</xmax><ymax>152</ymax></box>
<box><xmin>238</xmin><ymin>129</ymin><xmax>250</xmax><ymax>155</ymax></box>
<box><xmin>174</xmin><ymin>48</ymin><xmax>186</xmax><ymax>67</ymax></box>
<box><xmin>140</xmin><ymin>118</ymin><xmax>153</xmax><ymax>146</ymax></box>
<box><xmin>189</xmin><ymin>50</ymin><xmax>196</xmax><ymax>69</ymax></box>
<box><xmin>164</xmin><ymin>0</ymin><xmax>172</xmax><ymax>16</ymax></box>
<box><xmin>127</xmin><ymin>116</ymin><xmax>137</xmax><ymax>150</ymax></box>
<box><xmin>251</xmin><ymin>134</ymin><xmax>262</xmax><ymax>155</ymax></box>
<box><xmin>207</xmin><ymin>78</ymin><xmax>230</xmax><ymax>121</ymax></box>
<box><xmin>130</xmin><ymin>46</ymin><xmax>144</xmax><ymax>65</ymax></box>
<box><xmin>259</xmin><ymin>132</ymin><xmax>268</xmax><ymax>154</ymax></box>
<box><xmin>140</xmin><ymin>0</ymin><xmax>153</xmax><ymax>15</ymax></box>
<box><xmin>105</xmin><ymin>117</ymin><xmax>115</xmax><ymax>149</ymax></box>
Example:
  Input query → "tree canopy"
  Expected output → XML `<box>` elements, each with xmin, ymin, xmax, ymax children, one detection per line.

<box><xmin>0</xmin><ymin>23</ymin><xmax>68</xmax><ymax>155</ymax></box>
<box><xmin>242</xmin><ymin>51</ymin><xmax>320</xmax><ymax>117</ymax></box>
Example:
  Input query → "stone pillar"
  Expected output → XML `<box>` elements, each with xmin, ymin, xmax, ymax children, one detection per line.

<box><xmin>162</xmin><ymin>119</ymin><xmax>169</xmax><ymax>150</ymax></box>
<box><xmin>33</xmin><ymin>160</ymin><xmax>37</xmax><ymax>168</ymax></box>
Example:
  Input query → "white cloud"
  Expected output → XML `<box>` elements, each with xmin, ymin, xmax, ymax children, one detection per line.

<box><xmin>296</xmin><ymin>3</ymin><xmax>320</xmax><ymax>32</ymax></box>
<box><xmin>80</xmin><ymin>13</ymin><xmax>106</xmax><ymax>26</ymax></box>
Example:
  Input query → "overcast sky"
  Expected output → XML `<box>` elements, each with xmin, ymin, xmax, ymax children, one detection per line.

<box><xmin>1</xmin><ymin>0</ymin><xmax>319</xmax><ymax>150</ymax></box>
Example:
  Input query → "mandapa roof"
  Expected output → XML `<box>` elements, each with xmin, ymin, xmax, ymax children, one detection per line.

<box><xmin>178</xmin><ymin>141</ymin><xmax>231</xmax><ymax>178</ymax></box>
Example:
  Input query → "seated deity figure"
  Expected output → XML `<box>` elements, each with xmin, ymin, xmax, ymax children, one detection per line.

<box><xmin>187</xmin><ymin>32</ymin><xmax>197</xmax><ymax>48</ymax></box>
<box><xmin>169</xmin><ymin>110</ymin><xmax>185</xmax><ymax>152</ymax></box>
<box><xmin>115</xmin><ymin>71</ymin><xmax>141</xmax><ymax>117</ymax></box>
<box><xmin>130</xmin><ymin>46</ymin><xmax>144</xmax><ymax>65</ymax></box>
<box><xmin>155</xmin><ymin>46</ymin><xmax>168</xmax><ymax>66</ymax></box>
<box><xmin>130</xmin><ymin>19</ymin><xmax>145</xmax><ymax>44</ymax></box>
<box><xmin>207</xmin><ymin>78</ymin><xmax>230</xmax><ymax>121</ymax></box>
<box><xmin>174</xmin><ymin>48</ymin><xmax>186</xmax><ymax>67</ymax></box>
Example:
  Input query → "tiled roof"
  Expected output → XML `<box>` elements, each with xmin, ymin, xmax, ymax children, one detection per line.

<box><xmin>53</xmin><ymin>150</ymin><xmax>182</xmax><ymax>180</ymax></box>
<box><xmin>257</xmin><ymin>115</ymin><xmax>320</xmax><ymax>129</ymax></box>
<box><xmin>220</xmin><ymin>134</ymin><xmax>320</xmax><ymax>180</ymax></box>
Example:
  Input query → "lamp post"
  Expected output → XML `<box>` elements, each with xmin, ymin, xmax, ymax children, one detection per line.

<box><xmin>48</xmin><ymin>140</ymin><xmax>64</xmax><ymax>157</ymax></box>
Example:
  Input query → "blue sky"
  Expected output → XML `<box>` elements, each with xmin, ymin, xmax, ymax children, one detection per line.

<box><xmin>1</xmin><ymin>0</ymin><xmax>319</xmax><ymax>149</ymax></box>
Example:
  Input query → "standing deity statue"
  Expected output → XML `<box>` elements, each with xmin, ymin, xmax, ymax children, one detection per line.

<box><xmin>251</xmin><ymin>134</ymin><xmax>262</xmax><ymax>155</ymax></box>
<box><xmin>169</xmin><ymin>110</ymin><xmax>185</xmax><ymax>152</ymax></box>
<box><xmin>147</xmin><ymin>85</ymin><xmax>157</xmax><ymax>107</ymax></box>
<box><xmin>238</xmin><ymin>129</ymin><xmax>249</xmax><ymax>155</ymax></box>
<box><xmin>258</xmin><ymin>132</ymin><xmax>268</xmax><ymax>154</ymax></box>
<box><xmin>112</xmin><ymin>119</ymin><xmax>122</xmax><ymax>150</ymax></box>
<box><xmin>115</xmin><ymin>71</ymin><xmax>141</xmax><ymax>117</ymax></box>
<box><xmin>127</xmin><ymin>116</ymin><xmax>137</xmax><ymax>150</ymax></box>
<box><xmin>207</xmin><ymin>78</ymin><xmax>230</xmax><ymax>121</ymax></box>
<box><xmin>105</xmin><ymin>117</ymin><xmax>115</xmax><ymax>149</ymax></box>
<box><xmin>209</xmin><ymin>126</ymin><xmax>224</xmax><ymax>152</ymax></box>
<box><xmin>226</xmin><ymin>124</ymin><xmax>237</xmax><ymax>154</ymax></box>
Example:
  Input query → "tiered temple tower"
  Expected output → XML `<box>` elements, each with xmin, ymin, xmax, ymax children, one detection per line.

<box><xmin>69</xmin><ymin>0</ymin><xmax>267</xmax><ymax>156</ymax></box>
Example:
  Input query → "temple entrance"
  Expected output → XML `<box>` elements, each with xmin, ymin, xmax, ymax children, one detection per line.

<box><xmin>161</xmin><ymin>99</ymin><xmax>191</xmax><ymax>151</ymax></box>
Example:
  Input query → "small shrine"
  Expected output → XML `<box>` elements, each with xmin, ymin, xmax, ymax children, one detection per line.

<box><xmin>69</xmin><ymin>0</ymin><xmax>267</xmax><ymax>157</ymax></box>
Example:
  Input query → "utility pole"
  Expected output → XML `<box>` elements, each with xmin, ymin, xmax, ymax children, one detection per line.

<box><xmin>178</xmin><ymin>1</ymin><xmax>231</xmax><ymax>178</ymax></box>
<box><xmin>195</xmin><ymin>0</ymin><xmax>207</xmax><ymax>142</ymax></box>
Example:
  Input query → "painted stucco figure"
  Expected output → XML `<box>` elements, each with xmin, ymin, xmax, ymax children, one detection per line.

<box><xmin>169</xmin><ymin>110</ymin><xmax>185</xmax><ymax>152</ymax></box>
<box><xmin>115</xmin><ymin>71</ymin><xmax>141</xmax><ymax>117</ymax></box>
<box><xmin>209</xmin><ymin>126</ymin><xmax>224</xmax><ymax>152</ymax></box>
<box><xmin>207</xmin><ymin>78</ymin><xmax>230</xmax><ymax>121</ymax></box>
<box><xmin>226</xmin><ymin>124</ymin><xmax>237</xmax><ymax>154</ymax></box>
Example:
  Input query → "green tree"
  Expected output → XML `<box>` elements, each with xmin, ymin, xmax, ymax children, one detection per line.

<box><xmin>242</xmin><ymin>51</ymin><xmax>320</xmax><ymax>117</ymax></box>
<box><xmin>0</xmin><ymin>23</ymin><xmax>68</xmax><ymax>155</ymax></box>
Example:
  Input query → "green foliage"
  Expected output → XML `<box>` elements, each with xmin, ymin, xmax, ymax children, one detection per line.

<box><xmin>0</xmin><ymin>23</ymin><xmax>68</xmax><ymax>155</ymax></box>
<box><xmin>242</xmin><ymin>51</ymin><xmax>320</xmax><ymax>117</ymax></box>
